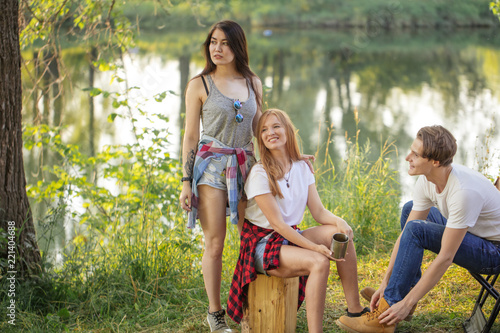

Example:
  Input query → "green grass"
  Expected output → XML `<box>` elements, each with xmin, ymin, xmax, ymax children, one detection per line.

<box><xmin>3</xmin><ymin>121</ymin><xmax>497</xmax><ymax>332</ymax></box>
<box><xmin>0</xmin><ymin>249</ymin><xmax>484</xmax><ymax>332</ymax></box>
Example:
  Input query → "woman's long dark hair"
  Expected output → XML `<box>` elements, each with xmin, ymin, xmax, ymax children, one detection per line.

<box><xmin>193</xmin><ymin>20</ymin><xmax>262</xmax><ymax>109</ymax></box>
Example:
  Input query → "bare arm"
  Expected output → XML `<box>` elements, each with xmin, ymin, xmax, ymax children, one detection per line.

<box><xmin>251</xmin><ymin>77</ymin><xmax>263</xmax><ymax>135</ymax></box>
<box><xmin>307</xmin><ymin>183</ymin><xmax>353</xmax><ymax>240</ymax></box>
<box><xmin>379</xmin><ymin>227</ymin><xmax>467</xmax><ymax>325</ymax></box>
<box><xmin>254</xmin><ymin>193</ymin><xmax>334</xmax><ymax>260</ymax></box>
<box><xmin>179</xmin><ymin>77</ymin><xmax>203</xmax><ymax>211</ymax></box>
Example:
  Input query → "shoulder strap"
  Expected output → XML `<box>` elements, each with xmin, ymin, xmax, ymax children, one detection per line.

<box><xmin>200</xmin><ymin>75</ymin><xmax>209</xmax><ymax>96</ymax></box>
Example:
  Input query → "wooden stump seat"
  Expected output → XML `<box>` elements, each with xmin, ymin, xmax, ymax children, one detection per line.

<box><xmin>241</xmin><ymin>275</ymin><xmax>299</xmax><ymax>333</ymax></box>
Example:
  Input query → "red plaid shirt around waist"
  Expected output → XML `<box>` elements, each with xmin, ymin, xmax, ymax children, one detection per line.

<box><xmin>226</xmin><ymin>219</ymin><xmax>307</xmax><ymax>324</ymax></box>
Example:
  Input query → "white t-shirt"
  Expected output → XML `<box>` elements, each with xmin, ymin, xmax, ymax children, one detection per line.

<box><xmin>244</xmin><ymin>161</ymin><xmax>315</xmax><ymax>229</ymax></box>
<box><xmin>412</xmin><ymin>164</ymin><xmax>500</xmax><ymax>241</ymax></box>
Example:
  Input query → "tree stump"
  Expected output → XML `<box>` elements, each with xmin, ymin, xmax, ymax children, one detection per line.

<box><xmin>241</xmin><ymin>275</ymin><xmax>299</xmax><ymax>333</ymax></box>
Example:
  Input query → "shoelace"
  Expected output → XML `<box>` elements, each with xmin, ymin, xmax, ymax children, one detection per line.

<box><xmin>213</xmin><ymin>312</ymin><xmax>226</xmax><ymax>328</ymax></box>
<box><xmin>364</xmin><ymin>307</ymin><xmax>383</xmax><ymax>322</ymax></box>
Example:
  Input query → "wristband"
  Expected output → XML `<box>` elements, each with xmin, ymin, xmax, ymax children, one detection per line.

<box><xmin>181</xmin><ymin>177</ymin><xmax>192</xmax><ymax>182</ymax></box>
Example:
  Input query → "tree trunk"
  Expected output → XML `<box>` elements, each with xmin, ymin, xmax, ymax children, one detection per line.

<box><xmin>0</xmin><ymin>0</ymin><xmax>41</xmax><ymax>275</ymax></box>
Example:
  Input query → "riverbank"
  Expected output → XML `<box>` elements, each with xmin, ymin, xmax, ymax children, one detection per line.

<box><xmin>123</xmin><ymin>0</ymin><xmax>499</xmax><ymax>32</ymax></box>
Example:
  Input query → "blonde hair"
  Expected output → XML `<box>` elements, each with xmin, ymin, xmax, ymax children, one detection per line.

<box><xmin>256</xmin><ymin>109</ymin><xmax>301</xmax><ymax>198</ymax></box>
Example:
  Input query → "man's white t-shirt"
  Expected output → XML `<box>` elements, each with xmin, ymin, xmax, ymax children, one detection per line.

<box><xmin>244</xmin><ymin>161</ymin><xmax>315</xmax><ymax>229</ymax></box>
<box><xmin>412</xmin><ymin>164</ymin><xmax>500</xmax><ymax>241</ymax></box>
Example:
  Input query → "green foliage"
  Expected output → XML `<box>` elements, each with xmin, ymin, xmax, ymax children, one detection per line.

<box><xmin>333</xmin><ymin>138</ymin><xmax>400</xmax><ymax>254</ymax></box>
<box><xmin>10</xmin><ymin>111</ymin><xmax>209</xmax><ymax>331</ymax></box>
<box><xmin>139</xmin><ymin>0</ymin><xmax>497</xmax><ymax>30</ymax></box>
<box><xmin>491</xmin><ymin>1</ymin><xmax>500</xmax><ymax>19</ymax></box>
<box><xmin>251</xmin><ymin>0</ymin><xmax>496</xmax><ymax>28</ymax></box>
<box><xmin>21</xmin><ymin>0</ymin><xmax>136</xmax><ymax>52</ymax></box>
<box><xmin>312</xmin><ymin>113</ymin><xmax>401</xmax><ymax>255</ymax></box>
<box><xmin>24</xmin><ymin>113</ymin><xmax>180</xmax><ymax>238</ymax></box>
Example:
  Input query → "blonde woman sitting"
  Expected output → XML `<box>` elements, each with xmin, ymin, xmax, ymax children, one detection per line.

<box><xmin>227</xmin><ymin>109</ymin><xmax>367</xmax><ymax>333</ymax></box>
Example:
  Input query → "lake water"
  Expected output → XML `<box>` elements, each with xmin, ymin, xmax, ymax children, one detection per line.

<box><xmin>23</xmin><ymin>28</ymin><xmax>500</xmax><ymax>256</ymax></box>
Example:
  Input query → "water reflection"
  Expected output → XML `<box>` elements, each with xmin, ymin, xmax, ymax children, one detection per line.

<box><xmin>23</xmin><ymin>28</ymin><xmax>500</xmax><ymax>252</ymax></box>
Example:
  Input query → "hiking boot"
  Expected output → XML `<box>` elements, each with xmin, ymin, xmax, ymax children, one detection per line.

<box><xmin>360</xmin><ymin>287</ymin><xmax>416</xmax><ymax>321</ymax></box>
<box><xmin>360</xmin><ymin>287</ymin><xmax>376</xmax><ymax>302</ymax></box>
<box><xmin>207</xmin><ymin>309</ymin><xmax>229</xmax><ymax>332</ymax></box>
<box><xmin>336</xmin><ymin>297</ymin><xmax>395</xmax><ymax>333</ymax></box>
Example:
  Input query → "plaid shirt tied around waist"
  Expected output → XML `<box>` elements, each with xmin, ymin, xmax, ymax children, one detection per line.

<box><xmin>227</xmin><ymin>220</ymin><xmax>307</xmax><ymax>324</ymax></box>
<box><xmin>187</xmin><ymin>135</ymin><xmax>254</xmax><ymax>229</ymax></box>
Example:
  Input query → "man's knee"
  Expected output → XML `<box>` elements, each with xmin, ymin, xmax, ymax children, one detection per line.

<box><xmin>401</xmin><ymin>219</ymin><xmax>429</xmax><ymax>244</ymax></box>
<box><xmin>405</xmin><ymin>219</ymin><xmax>421</xmax><ymax>232</ymax></box>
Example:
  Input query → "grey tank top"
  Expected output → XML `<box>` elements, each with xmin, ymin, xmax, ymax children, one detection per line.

<box><xmin>201</xmin><ymin>75</ymin><xmax>257</xmax><ymax>148</ymax></box>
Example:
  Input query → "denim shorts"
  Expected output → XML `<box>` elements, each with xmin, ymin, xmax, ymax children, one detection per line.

<box><xmin>254</xmin><ymin>229</ymin><xmax>303</xmax><ymax>275</ymax></box>
<box><xmin>254</xmin><ymin>235</ymin><xmax>271</xmax><ymax>275</ymax></box>
<box><xmin>197</xmin><ymin>155</ymin><xmax>231</xmax><ymax>191</ymax></box>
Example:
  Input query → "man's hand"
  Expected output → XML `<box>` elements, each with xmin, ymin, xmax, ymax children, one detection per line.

<box><xmin>378</xmin><ymin>300</ymin><xmax>412</xmax><ymax>326</ymax></box>
<box><xmin>301</xmin><ymin>154</ymin><xmax>316</xmax><ymax>173</ymax></box>
<box><xmin>370</xmin><ymin>287</ymin><xmax>384</xmax><ymax>311</ymax></box>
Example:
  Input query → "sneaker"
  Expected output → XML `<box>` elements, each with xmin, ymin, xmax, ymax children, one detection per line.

<box><xmin>336</xmin><ymin>297</ymin><xmax>395</xmax><ymax>333</ymax></box>
<box><xmin>360</xmin><ymin>287</ymin><xmax>416</xmax><ymax>321</ymax></box>
<box><xmin>207</xmin><ymin>309</ymin><xmax>229</xmax><ymax>332</ymax></box>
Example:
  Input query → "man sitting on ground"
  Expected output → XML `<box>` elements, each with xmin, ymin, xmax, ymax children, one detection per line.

<box><xmin>336</xmin><ymin>125</ymin><xmax>500</xmax><ymax>333</ymax></box>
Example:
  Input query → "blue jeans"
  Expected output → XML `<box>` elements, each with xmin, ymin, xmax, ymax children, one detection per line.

<box><xmin>384</xmin><ymin>201</ymin><xmax>500</xmax><ymax>306</ymax></box>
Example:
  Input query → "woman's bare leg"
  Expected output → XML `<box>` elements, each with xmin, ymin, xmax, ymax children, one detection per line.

<box><xmin>335</xmin><ymin>239</ymin><xmax>363</xmax><ymax>312</ymax></box>
<box><xmin>198</xmin><ymin>185</ymin><xmax>228</xmax><ymax>313</ymax></box>
<box><xmin>302</xmin><ymin>225</ymin><xmax>364</xmax><ymax>313</ymax></box>
<box><xmin>237</xmin><ymin>198</ymin><xmax>247</xmax><ymax>235</ymax></box>
<box><xmin>267</xmin><ymin>245</ymin><xmax>330</xmax><ymax>333</ymax></box>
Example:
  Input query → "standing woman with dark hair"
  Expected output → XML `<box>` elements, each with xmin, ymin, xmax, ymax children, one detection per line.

<box><xmin>179</xmin><ymin>20</ymin><xmax>263</xmax><ymax>331</ymax></box>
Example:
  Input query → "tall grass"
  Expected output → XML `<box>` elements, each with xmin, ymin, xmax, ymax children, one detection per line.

<box><xmin>309</xmin><ymin>113</ymin><xmax>401</xmax><ymax>255</ymax></box>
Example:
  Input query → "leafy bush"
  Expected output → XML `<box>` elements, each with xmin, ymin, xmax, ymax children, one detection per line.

<box><xmin>11</xmin><ymin>113</ymin><xmax>208</xmax><ymax>330</ymax></box>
